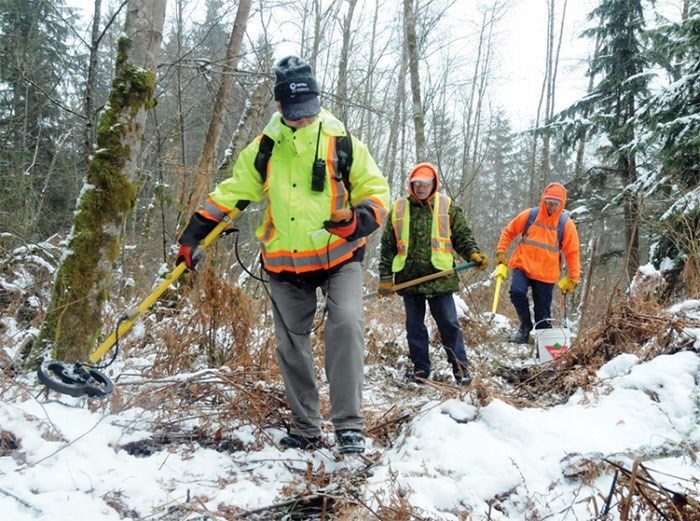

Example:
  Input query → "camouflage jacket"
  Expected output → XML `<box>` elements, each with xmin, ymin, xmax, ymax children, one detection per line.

<box><xmin>379</xmin><ymin>195</ymin><xmax>480</xmax><ymax>298</ymax></box>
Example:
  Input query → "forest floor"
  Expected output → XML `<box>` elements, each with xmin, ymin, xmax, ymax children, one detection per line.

<box><xmin>1</xmin><ymin>246</ymin><xmax>700</xmax><ymax>520</ymax></box>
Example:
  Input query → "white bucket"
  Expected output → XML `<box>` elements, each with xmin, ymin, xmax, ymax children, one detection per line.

<box><xmin>535</xmin><ymin>327</ymin><xmax>570</xmax><ymax>362</ymax></box>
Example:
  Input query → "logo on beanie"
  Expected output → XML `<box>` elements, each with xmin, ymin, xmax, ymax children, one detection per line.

<box><xmin>289</xmin><ymin>82</ymin><xmax>311</xmax><ymax>96</ymax></box>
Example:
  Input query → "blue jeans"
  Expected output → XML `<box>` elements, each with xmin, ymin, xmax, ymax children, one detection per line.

<box><xmin>403</xmin><ymin>293</ymin><xmax>468</xmax><ymax>377</ymax></box>
<box><xmin>509</xmin><ymin>268</ymin><xmax>554</xmax><ymax>330</ymax></box>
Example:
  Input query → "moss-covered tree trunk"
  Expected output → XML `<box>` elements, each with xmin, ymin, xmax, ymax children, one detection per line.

<box><xmin>32</xmin><ymin>0</ymin><xmax>166</xmax><ymax>364</ymax></box>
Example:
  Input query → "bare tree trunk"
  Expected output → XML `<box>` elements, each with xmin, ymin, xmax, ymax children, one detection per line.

<box><xmin>335</xmin><ymin>0</ymin><xmax>358</xmax><ymax>122</ymax></box>
<box><xmin>457</xmin><ymin>3</ymin><xmax>502</xmax><ymax>208</ymax></box>
<box><xmin>33</xmin><ymin>0</ymin><xmax>166</xmax><ymax>364</ymax></box>
<box><xmin>383</xmin><ymin>48</ymin><xmax>408</xmax><ymax>192</ymax></box>
<box><xmin>538</xmin><ymin>0</ymin><xmax>567</xmax><ymax>192</ymax></box>
<box><xmin>83</xmin><ymin>0</ymin><xmax>103</xmax><ymax>162</ymax></box>
<box><xmin>185</xmin><ymin>0</ymin><xmax>253</xmax><ymax>218</ymax></box>
<box><xmin>623</xmin><ymin>154</ymin><xmax>641</xmax><ymax>280</ymax></box>
<box><xmin>174</xmin><ymin>0</ymin><xmax>187</xmax><ymax>167</ymax></box>
<box><xmin>403</xmin><ymin>0</ymin><xmax>426</xmax><ymax>161</ymax></box>
<box><xmin>537</xmin><ymin>0</ymin><xmax>555</xmax><ymax>192</ymax></box>
<box><xmin>217</xmin><ymin>75</ymin><xmax>273</xmax><ymax>178</ymax></box>
<box><xmin>358</xmin><ymin>0</ymin><xmax>384</xmax><ymax>144</ymax></box>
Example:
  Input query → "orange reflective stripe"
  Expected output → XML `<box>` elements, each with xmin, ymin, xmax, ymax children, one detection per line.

<box><xmin>393</xmin><ymin>198</ymin><xmax>408</xmax><ymax>256</ymax></box>
<box><xmin>431</xmin><ymin>193</ymin><xmax>453</xmax><ymax>257</ymax></box>
<box><xmin>261</xmin><ymin>237</ymin><xmax>366</xmax><ymax>273</ymax></box>
<box><xmin>364</xmin><ymin>195</ymin><xmax>388</xmax><ymax>225</ymax></box>
<box><xmin>260</xmin><ymin>205</ymin><xmax>276</xmax><ymax>243</ymax></box>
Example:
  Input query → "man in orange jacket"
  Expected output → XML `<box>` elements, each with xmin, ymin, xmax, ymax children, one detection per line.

<box><xmin>496</xmin><ymin>183</ymin><xmax>580</xmax><ymax>343</ymax></box>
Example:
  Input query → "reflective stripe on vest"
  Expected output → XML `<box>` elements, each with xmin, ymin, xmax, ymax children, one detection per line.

<box><xmin>521</xmin><ymin>221</ymin><xmax>562</xmax><ymax>252</ymax></box>
<box><xmin>261</xmin><ymin>236</ymin><xmax>366</xmax><ymax>273</ymax></box>
<box><xmin>391</xmin><ymin>193</ymin><xmax>454</xmax><ymax>272</ymax></box>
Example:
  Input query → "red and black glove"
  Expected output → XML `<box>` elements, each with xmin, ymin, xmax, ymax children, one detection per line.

<box><xmin>323</xmin><ymin>208</ymin><xmax>357</xmax><ymax>239</ymax></box>
<box><xmin>176</xmin><ymin>213</ymin><xmax>218</xmax><ymax>269</ymax></box>
<box><xmin>176</xmin><ymin>244</ymin><xmax>204</xmax><ymax>269</ymax></box>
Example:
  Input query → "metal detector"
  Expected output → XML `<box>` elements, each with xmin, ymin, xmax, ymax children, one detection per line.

<box><xmin>37</xmin><ymin>209</ymin><xmax>240</xmax><ymax>398</ymax></box>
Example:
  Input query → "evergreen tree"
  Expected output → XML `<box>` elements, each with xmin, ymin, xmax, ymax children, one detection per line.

<box><xmin>0</xmin><ymin>0</ymin><xmax>81</xmax><ymax>239</ymax></box>
<box><xmin>640</xmin><ymin>4</ymin><xmax>700</xmax><ymax>297</ymax></box>
<box><xmin>479</xmin><ymin>110</ymin><xmax>522</xmax><ymax>247</ymax></box>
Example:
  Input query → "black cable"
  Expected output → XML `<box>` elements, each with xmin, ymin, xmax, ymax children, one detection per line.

<box><xmin>233</xmin><ymin>229</ymin><xmax>268</xmax><ymax>283</ymax></box>
<box><xmin>87</xmin><ymin>314</ymin><xmax>127</xmax><ymax>370</ymax></box>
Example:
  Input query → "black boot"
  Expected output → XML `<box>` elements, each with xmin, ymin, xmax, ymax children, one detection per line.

<box><xmin>452</xmin><ymin>363</ymin><xmax>471</xmax><ymax>386</ymax></box>
<box><xmin>514</xmin><ymin>325</ymin><xmax>532</xmax><ymax>344</ymax></box>
<box><xmin>280</xmin><ymin>433</ymin><xmax>321</xmax><ymax>450</ymax></box>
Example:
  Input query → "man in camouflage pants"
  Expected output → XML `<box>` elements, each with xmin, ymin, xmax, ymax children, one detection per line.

<box><xmin>378</xmin><ymin>163</ymin><xmax>487</xmax><ymax>386</ymax></box>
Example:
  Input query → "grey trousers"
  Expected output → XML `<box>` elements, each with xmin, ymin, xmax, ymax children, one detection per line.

<box><xmin>269</xmin><ymin>261</ymin><xmax>365</xmax><ymax>437</ymax></box>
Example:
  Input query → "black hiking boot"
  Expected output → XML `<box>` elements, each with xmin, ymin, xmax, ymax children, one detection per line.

<box><xmin>405</xmin><ymin>369</ymin><xmax>429</xmax><ymax>383</ymax></box>
<box><xmin>455</xmin><ymin>372</ymin><xmax>472</xmax><ymax>387</ymax></box>
<box><xmin>452</xmin><ymin>363</ymin><xmax>471</xmax><ymax>387</ymax></box>
<box><xmin>514</xmin><ymin>326</ymin><xmax>532</xmax><ymax>344</ymax></box>
<box><xmin>336</xmin><ymin>429</ymin><xmax>365</xmax><ymax>454</ymax></box>
<box><xmin>279</xmin><ymin>433</ymin><xmax>321</xmax><ymax>451</ymax></box>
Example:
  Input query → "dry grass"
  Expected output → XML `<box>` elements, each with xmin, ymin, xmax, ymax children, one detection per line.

<box><xmin>603</xmin><ymin>459</ymin><xmax>700</xmax><ymax>521</ymax></box>
<box><xmin>492</xmin><ymin>290</ymin><xmax>700</xmax><ymax>405</ymax></box>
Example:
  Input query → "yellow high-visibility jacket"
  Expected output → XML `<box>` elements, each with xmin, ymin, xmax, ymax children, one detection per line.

<box><xmin>201</xmin><ymin>109</ymin><xmax>390</xmax><ymax>274</ymax></box>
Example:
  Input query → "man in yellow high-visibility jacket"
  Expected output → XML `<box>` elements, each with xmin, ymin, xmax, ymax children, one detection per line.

<box><xmin>177</xmin><ymin>56</ymin><xmax>390</xmax><ymax>454</ymax></box>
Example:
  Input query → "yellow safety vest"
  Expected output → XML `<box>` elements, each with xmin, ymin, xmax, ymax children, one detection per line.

<box><xmin>391</xmin><ymin>192</ymin><xmax>454</xmax><ymax>273</ymax></box>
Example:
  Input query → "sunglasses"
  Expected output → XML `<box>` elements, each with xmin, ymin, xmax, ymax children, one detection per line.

<box><xmin>412</xmin><ymin>180</ymin><xmax>433</xmax><ymax>187</ymax></box>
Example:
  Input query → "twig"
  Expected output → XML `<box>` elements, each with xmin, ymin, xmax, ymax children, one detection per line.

<box><xmin>602</xmin><ymin>469</ymin><xmax>618</xmax><ymax>516</ymax></box>
<box><xmin>15</xmin><ymin>413</ymin><xmax>106</xmax><ymax>471</ymax></box>
<box><xmin>0</xmin><ymin>486</ymin><xmax>43</xmax><ymax>516</ymax></box>
<box><xmin>619</xmin><ymin>458</ymin><xmax>641</xmax><ymax>520</ymax></box>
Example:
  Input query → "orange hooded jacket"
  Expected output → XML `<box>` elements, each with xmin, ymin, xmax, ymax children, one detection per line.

<box><xmin>496</xmin><ymin>183</ymin><xmax>580</xmax><ymax>284</ymax></box>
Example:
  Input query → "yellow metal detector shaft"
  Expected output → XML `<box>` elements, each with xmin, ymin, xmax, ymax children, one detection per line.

<box><xmin>491</xmin><ymin>264</ymin><xmax>507</xmax><ymax>314</ymax></box>
<box><xmin>89</xmin><ymin>209</ymin><xmax>240</xmax><ymax>363</ymax></box>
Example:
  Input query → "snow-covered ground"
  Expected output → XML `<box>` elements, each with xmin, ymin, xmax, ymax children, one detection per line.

<box><xmin>1</xmin><ymin>259</ymin><xmax>700</xmax><ymax>520</ymax></box>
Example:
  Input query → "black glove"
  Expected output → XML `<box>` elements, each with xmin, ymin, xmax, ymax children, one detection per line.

<box><xmin>176</xmin><ymin>213</ymin><xmax>218</xmax><ymax>268</ymax></box>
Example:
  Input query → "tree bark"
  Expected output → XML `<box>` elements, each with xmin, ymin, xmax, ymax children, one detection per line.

<box><xmin>185</xmin><ymin>0</ymin><xmax>253</xmax><ymax>217</ymax></box>
<box><xmin>335</xmin><ymin>0</ymin><xmax>358</xmax><ymax>123</ymax></box>
<box><xmin>33</xmin><ymin>0</ymin><xmax>166</xmax><ymax>364</ymax></box>
<box><xmin>403</xmin><ymin>0</ymin><xmax>426</xmax><ymax>162</ymax></box>
<box><xmin>82</xmin><ymin>0</ymin><xmax>103</xmax><ymax>163</ymax></box>
<box><xmin>217</xmin><ymin>74</ymin><xmax>274</xmax><ymax>178</ymax></box>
